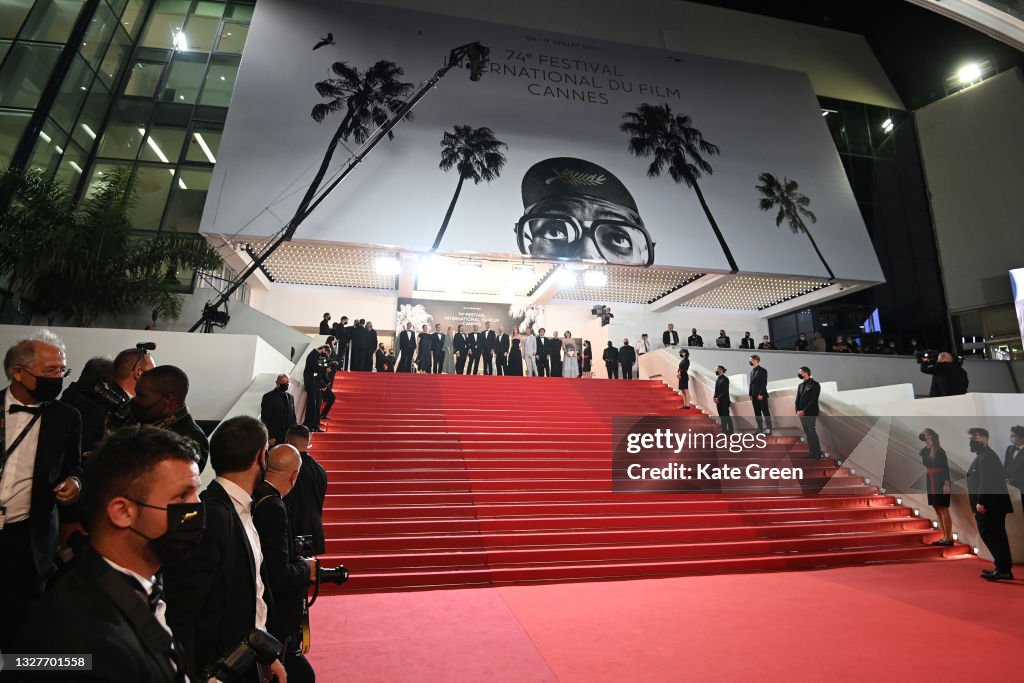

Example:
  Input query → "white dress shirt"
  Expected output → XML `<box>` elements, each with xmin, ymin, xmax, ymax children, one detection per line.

<box><xmin>637</xmin><ymin>339</ymin><xmax>650</xmax><ymax>354</ymax></box>
<box><xmin>215</xmin><ymin>476</ymin><xmax>269</xmax><ymax>631</ymax></box>
<box><xmin>1</xmin><ymin>390</ymin><xmax>43</xmax><ymax>523</ymax></box>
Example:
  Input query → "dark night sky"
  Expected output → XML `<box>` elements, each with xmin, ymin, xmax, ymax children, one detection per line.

<box><xmin>687</xmin><ymin>0</ymin><xmax>1024</xmax><ymax>109</ymax></box>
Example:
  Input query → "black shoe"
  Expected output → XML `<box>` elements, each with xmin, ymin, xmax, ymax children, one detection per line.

<box><xmin>931</xmin><ymin>540</ymin><xmax>954</xmax><ymax>547</ymax></box>
<box><xmin>980</xmin><ymin>568</ymin><xmax>999</xmax><ymax>577</ymax></box>
<box><xmin>982</xmin><ymin>571</ymin><xmax>1015</xmax><ymax>581</ymax></box>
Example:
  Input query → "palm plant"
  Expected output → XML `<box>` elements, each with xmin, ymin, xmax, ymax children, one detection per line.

<box><xmin>431</xmin><ymin>125</ymin><xmax>508</xmax><ymax>251</ymax></box>
<box><xmin>296</xmin><ymin>61</ymin><xmax>415</xmax><ymax>229</ymax></box>
<box><xmin>755</xmin><ymin>172</ymin><xmax>834</xmax><ymax>280</ymax></box>
<box><xmin>620</xmin><ymin>103</ymin><xmax>737</xmax><ymax>272</ymax></box>
<box><xmin>0</xmin><ymin>167</ymin><xmax>222</xmax><ymax>326</ymax></box>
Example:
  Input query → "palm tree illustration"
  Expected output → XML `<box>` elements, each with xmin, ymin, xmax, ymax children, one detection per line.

<box><xmin>292</xmin><ymin>61</ymin><xmax>414</xmax><ymax>230</ymax></box>
<box><xmin>755</xmin><ymin>172</ymin><xmax>835</xmax><ymax>280</ymax></box>
<box><xmin>431</xmin><ymin>125</ymin><xmax>508</xmax><ymax>251</ymax></box>
<box><xmin>620</xmin><ymin>103</ymin><xmax>738</xmax><ymax>272</ymax></box>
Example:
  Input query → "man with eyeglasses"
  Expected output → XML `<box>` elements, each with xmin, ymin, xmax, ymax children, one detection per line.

<box><xmin>515</xmin><ymin>157</ymin><xmax>655</xmax><ymax>266</ymax></box>
<box><xmin>0</xmin><ymin>331</ymin><xmax>83</xmax><ymax>651</ymax></box>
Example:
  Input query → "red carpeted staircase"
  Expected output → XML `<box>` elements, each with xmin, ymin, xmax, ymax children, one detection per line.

<box><xmin>311</xmin><ymin>373</ymin><xmax>967</xmax><ymax>592</ymax></box>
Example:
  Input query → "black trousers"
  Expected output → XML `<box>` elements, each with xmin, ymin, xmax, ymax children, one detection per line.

<box><xmin>482</xmin><ymin>352</ymin><xmax>493</xmax><ymax>375</ymax></box>
<box><xmin>800</xmin><ymin>415</ymin><xmax>821</xmax><ymax>458</ymax></box>
<box><xmin>0</xmin><ymin>521</ymin><xmax>44</xmax><ymax>651</ymax></box>
<box><xmin>976</xmin><ymin>511</ymin><xmax>1013</xmax><ymax>572</ymax></box>
<box><xmin>468</xmin><ymin>352</ymin><xmax>481</xmax><ymax>375</ymax></box>
<box><xmin>455</xmin><ymin>353</ymin><xmax>467</xmax><ymax>374</ymax></box>
<box><xmin>536</xmin><ymin>355</ymin><xmax>550</xmax><ymax>377</ymax></box>
<box><xmin>717</xmin><ymin>402</ymin><xmax>734</xmax><ymax>435</ymax></box>
<box><xmin>433</xmin><ymin>352</ymin><xmax>445</xmax><ymax>374</ymax></box>
<box><xmin>550</xmin><ymin>357</ymin><xmax>563</xmax><ymax>377</ymax></box>
<box><xmin>496</xmin><ymin>353</ymin><xmax>507</xmax><ymax>376</ymax></box>
<box><xmin>751</xmin><ymin>396</ymin><xmax>772</xmax><ymax>431</ymax></box>
<box><xmin>397</xmin><ymin>351</ymin><xmax>414</xmax><ymax>373</ymax></box>
<box><xmin>303</xmin><ymin>377</ymin><xmax>321</xmax><ymax>430</ymax></box>
<box><xmin>621</xmin><ymin>363</ymin><xmax>633</xmax><ymax>380</ymax></box>
<box><xmin>320</xmin><ymin>387</ymin><xmax>335</xmax><ymax>418</ymax></box>
<box><xmin>605</xmin><ymin>361</ymin><xmax>618</xmax><ymax>379</ymax></box>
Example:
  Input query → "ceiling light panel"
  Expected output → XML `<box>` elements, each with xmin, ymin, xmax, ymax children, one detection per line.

<box><xmin>245</xmin><ymin>241</ymin><xmax>399</xmax><ymax>289</ymax></box>
<box><xmin>554</xmin><ymin>266</ymin><xmax>703</xmax><ymax>304</ymax></box>
<box><xmin>679</xmin><ymin>275</ymin><xmax>831</xmax><ymax>310</ymax></box>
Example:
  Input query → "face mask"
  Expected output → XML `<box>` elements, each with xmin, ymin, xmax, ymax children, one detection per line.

<box><xmin>129</xmin><ymin>398</ymin><xmax>159</xmax><ymax>424</ymax></box>
<box><xmin>129</xmin><ymin>501</ymin><xmax>206</xmax><ymax>564</ymax></box>
<box><xmin>969</xmin><ymin>440</ymin><xmax>983</xmax><ymax>453</ymax></box>
<box><xmin>278</xmin><ymin>383</ymin><xmax>289</xmax><ymax>392</ymax></box>
<box><xmin>23</xmin><ymin>372</ymin><xmax>64</xmax><ymax>403</ymax></box>
<box><xmin>749</xmin><ymin>361</ymin><xmax>754</xmax><ymax>367</ymax></box>
<box><xmin>763</xmin><ymin>339</ymin><xmax>769</xmax><ymax>343</ymax></box>
<box><xmin>918</xmin><ymin>433</ymin><xmax>928</xmax><ymax>442</ymax></box>
<box><xmin>679</xmin><ymin>352</ymin><xmax>686</xmax><ymax>358</ymax></box>
<box><xmin>797</xmin><ymin>373</ymin><xmax>805</xmax><ymax>380</ymax></box>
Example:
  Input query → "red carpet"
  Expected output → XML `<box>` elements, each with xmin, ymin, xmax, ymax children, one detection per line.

<box><xmin>311</xmin><ymin>372</ymin><xmax>967</xmax><ymax>591</ymax></box>
<box><xmin>306</xmin><ymin>557</ymin><xmax>1023</xmax><ymax>682</ymax></box>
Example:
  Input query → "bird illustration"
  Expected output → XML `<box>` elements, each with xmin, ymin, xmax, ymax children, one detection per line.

<box><xmin>312</xmin><ymin>33</ymin><xmax>335</xmax><ymax>50</ymax></box>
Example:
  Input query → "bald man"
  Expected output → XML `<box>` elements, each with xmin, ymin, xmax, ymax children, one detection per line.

<box><xmin>921</xmin><ymin>351</ymin><xmax>969</xmax><ymax>397</ymax></box>
<box><xmin>253</xmin><ymin>443</ymin><xmax>316</xmax><ymax>683</ymax></box>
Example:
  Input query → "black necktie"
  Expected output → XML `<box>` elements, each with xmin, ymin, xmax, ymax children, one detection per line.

<box><xmin>9</xmin><ymin>404</ymin><xmax>42</xmax><ymax>415</ymax></box>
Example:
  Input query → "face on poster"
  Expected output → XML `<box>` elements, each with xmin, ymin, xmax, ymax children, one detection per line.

<box><xmin>204</xmin><ymin>0</ymin><xmax>884</xmax><ymax>282</ymax></box>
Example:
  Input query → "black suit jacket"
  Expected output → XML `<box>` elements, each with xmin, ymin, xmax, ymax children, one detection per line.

<box><xmin>165</xmin><ymin>412</ymin><xmax>210</xmax><ymax>474</ymax></box>
<box><xmin>795</xmin><ymin>378</ymin><xmax>821</xmax><ymax>416</ymax></box>
<box><xmin>59</xmin><ymin>381</ymin><xmax>108</xmax><ymax>453</ymax></box>
<box><xmin>398</xmin><ymin>329</ymin><xmax>417</xmax><ymax>352</ymax></box>
<box><xmin>496</xmin><ymin>333</ymin><xmax>510</xmax><ymax>355</ymax></box>
<box><xmin>536</xmin><ymin>337</ymin><xmax>549</xmax><ymax>355</ymax></box>
<box><xmin>967</xmin><ymin>446</ymin><xmax>1012</xmax><ymax>514</ymax></box>
<box><xmin>12</xmin><ymin>547</ymin><xmax>182</xmax><ymax>683</ymax></box>
<box><xmin>482</xmin><ymin>329</ymin><xmax>497</xmax><ymax>352</ymax></box>
<box><xmin>1006</xmin><ymin>445</ymin><xmax>1024</xmax><ymax>491</ymax></box>
<box><xmin>603</xmin><ymin>347</ymin><xmax>619</xmax><ymax>363</ymax></box>
<box><xmin>687</xmin><ymin>335</ymin><xmax>703</xmax><ymax>347</ymax></box>
<box><xmin>739</xmin><ymin>337</ymin><xmax>754</xmax><ymax>349</ymax></box>
<box><xmin>466</xmin><ymin>332</ymin><xmax>481</xmax><ymax>355</ymax></box>
<box><xmin>253</xmin><ymin>481</ymin><xmax>310</xmax><ymax>646</ymax></box>
<box><xmin>618</xmin><ymin>345</ymin><xmax>636</xmax><ymax>366</ymax></box>
<box><xmin>303</xmin><ymin>349</ymin><xmax>324</xmax><ymax>382</ymax></box>
<box><xmin>433</xmin><ymin>332</ymin><xmax>446</xmax><ymax>354</ymax></box>
<box><xmin>714</xmin><ymin>375</ymin><xmax>731</xmax><ymax>406</ymax></box>
<box><xmin>662</xmin><ymin>330</ymin><xmax>679</xmax><ymax>346</ymax></box>
<box><xmin>1</xmin><ymin>389</ymin><xmax>83</xmax><ymax>577</ymax></box>
<box><xmin>548</xmin><ymin>338</ymin><xmax>563</xmax><ymax>358</ymax></box>
<box><xmin>921</xmin><ymin>362</ymin><xmax>969</xmax><ymax>397</ymax></box>
<box><xmin>453</xmin><ymin>332</ymin><xmax>467</xmax><ymax>354</ymax></box>
<box><xmin>285</xmin><ymin>451</ymin><xmax>328</xmax><ymax>555</ymax></box>
<box><xmin>375</xmin><ymin>348</ymin><xmax>386</xmax><ymax>371</ymax></box>
<box><xmin>164</xmin><ymin>480</ymin><xmax>273</xmax><ymax>681</ymax></box>
<box><xmin>261</xmin><ymin>388</ymin><xmax>297</xmax><ymax>444</ymax></box>
<box><xmin>319</xmin><ymin>320</ymin><xmax>331</xmax><ymax>335</ymax></box>
<box><xmin>749</xmin><ymin>366</ymin><xmax>768</xmax><ymax>397</ymax></box>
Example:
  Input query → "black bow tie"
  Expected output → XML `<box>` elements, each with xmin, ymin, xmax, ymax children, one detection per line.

<box><xmin>9</xmin><ymin>404</ymin><xmax>42</xmax><ymax>415</ymax></box>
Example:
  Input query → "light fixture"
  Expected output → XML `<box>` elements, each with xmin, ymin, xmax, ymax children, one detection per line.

<box><xmin>583</xmin><ymin>270</ymin><xmax>608</xmax><ymax>287</ymax></box>
<box><xmin>556</xmin><ymin>268</ymin><xmax>577</xmax><ymax>287</ymax></box>
<box><xmin>68</xmin><ymin>161</ymin><xmax>83</xmax><ymax>174</ymax></box>
<box><xmin>957</xmin><ymin>62</ymin><xmax>981</xmax><ymax>84</ymax></box>
<box><xmin>38</xmin><ymin>131</ymin><xmax>52</xmax><ymax>143</ymax></box>
<box><xmin>881</xmin><ymin>118</ymin><xmax>893</xmax><ymax>134</ymax></box>
<box><xmin>220</xmin><ymin>75</ymin><xmax>226</xmax><ymax>81</ymax></box>
<box><xmin>373</xmin><ymin>256</ymin><xmax>401</xmax><ymax>275</ymax></box>
<box><xmin>913</xmin><ymin>508</ymin><xmax>920</xmax><ymax>517</ymax></box>
<box><xmin>173</xmin><ymin>30</ymin><xmax>188</xmax><ymax>51</ymax></box>
<box><xmin>80</xmin><ymin>123</ymin><xmax>96</xmax><ymax>139</ymax></box>
<box><xmin>193</xmin><ymin>132</ymin><xmax>217</xmax><ymax>163</ymax></box>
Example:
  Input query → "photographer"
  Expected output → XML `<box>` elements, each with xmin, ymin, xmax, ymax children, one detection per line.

<box><xmin>284</xmin><ymin>426</ymin><xmax>327</xmax><ymax>555</ymax></box>
<box><xmin>60</xmin><ymin>356</ymin><xmax>115</xmax><ymax>454</ymax></box>
<box><xmin>131</xmin><ymin>365</ymin><xmax>210</xmax><ymax>473</ymax></box>
<box><xmin>253</xmin><ymin>444</ymin><xmax>316</xmax><ymax>683</ymax></box>
<box><xmin>920</xmin><ymin>352</ymin><xmax>969</xmax><ymax>397</ymax></box>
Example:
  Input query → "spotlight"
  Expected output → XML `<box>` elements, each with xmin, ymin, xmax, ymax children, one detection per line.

<box><xmin>957</xmin><ymin>62</ymin><xmax>981</xmax><ymax>84</ymax></box>
<box><xmin>583</xmin><ymin>270</ymin><xmax>607</xmax><ymax>287</ymax></box>
<box><xmin>556</xmin><ymin>268</ymin><xmax>577</xmax><ymax>287</ymax></box>
<box><xmin>374</xmin><ymin>256</ymin><xmax>401</xmax><ymax>275</ymax></box>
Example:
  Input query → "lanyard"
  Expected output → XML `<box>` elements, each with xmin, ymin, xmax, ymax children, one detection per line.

<box><xmin>0</xmin><ymin>410</ymin><xmax>44</xmax><ymax>484</ymax></box>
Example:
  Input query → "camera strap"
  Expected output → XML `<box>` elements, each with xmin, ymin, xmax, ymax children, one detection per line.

<box><xmin>0</xmin><ymin>410</ymin><xmax>44</xmax><ymax>486</ymax></box>
<box><xmin>253</xmin><ymin>494</ymin><xmax>275</xmax><ymax>511</ymax></box>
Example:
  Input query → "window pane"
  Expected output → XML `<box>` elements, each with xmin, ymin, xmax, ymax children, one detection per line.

<box><xmin>140</xmin><ymin>0</ymin><xmax>189</xmax><ymax>50</ymax></box>
<box><xmin>226</xmin><ymin>3</ymin><xmax>253</xmax><ymax>21</ymax></box>
<box><xmin>0</xmin><ymin>109</ymin><xmax>32</xmax><ymax>167</ymax></box>
<box><xmin>195</xmin><ymin>1</ymin><xmax>226</xmax><ymax>17</ymax></box>
<box><xmin>124</xmin><ymin>61</ymin><xmax>164</xmax><ymax>97</ymax></box>
<box><xmin>0</xmin><ymin>43</ymin><xmax>62</xmax><ymax>109</ymax></box>
<box><xmin>185</xmin><ymin>125</ymin><xmax>221</xmax><ymax>163</ymax></box>
<box><xmin>28</xmin><ymin>120</ymin><xmax>69</xmax><ymax>175</ymax></box>
<box><xmin>79</xmin><ymin>3</ymin><xmax>117</xmax><ymax>69</ymax></box>
<box><xmin>131</xmin><ymin>164</ymin><xmax>175</xmax><ymax>229</ymax></box>
<box><xmin>199</xmin><ymin>54</ymin><xmax>238</xmax><ymax>107</ymax></box>
<box><xmin>97</xmin><ymin>24</ymin><xmax>131</xmax><ymax>86</ymax></box>
<box><xmin>140</xmin><ymin>125</ymin><xmax>185</xmax><ymax>164</ymax></box>
<box><xmin>0</xmin><ymin>40</ymin><xmax>9</xmax><ymax>66</ymax></box>
<box><xmin>85</xmin><ymin>160</ymin><xmax>130</xmax><ymax>199</ymax></box>
<box><xmin>161</xmin><ymin>52</ymin><xmax>206</xmax><ymax>103</ymax></box>
<box><xmin>119</xmin><ymin>0</ymin><xmax>146</xmax><ymax>39</ymax></box>
<box><xmin>181</xmin><ymin>14</ymin><xmax>219</xmax><ymax>53</ymax></box>
<box><xmin>19</xmin><ymin>0</ymin><xmax>85</xmax><ymax>43</ymax></box>
<box><xmin>215</xmin><ymin>22</ymin><xmax>247</xmax><ymax>54</ymax></box>
<box><xmin>73</xmin><ymin>80</ymin><xmax>110</xmax><ymax>150</ymax></box>
<box><xmin>54</xmin><ymin>139</ymin><xmax>87</xmax><ymax>188</ymax></box>
<box><xmin>50</xmin><ymin>54</ymin><xmax>93</xmax><ymax>132</ymax></box>
<box><xmin>0</xmin><ymin>0</ymin><xmax>33</xmax><ymax>40</ymax></box>
<box><xmin>163</xmin><ymin>167</ymin><xmax>211</xmax><ymax>232</ymax></box>
<box><xmin>98</xmin><ymin>99</ymin><xmax>150</xmax><ymax>158</ymax></box>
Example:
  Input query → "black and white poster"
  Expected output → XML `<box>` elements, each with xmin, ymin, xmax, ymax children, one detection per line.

<box><xmin>202</xmin><ymin>0</ymin><xmax>884</xmax><ymax>283</ymax></box>
<box><xmin>396</xmin><ymin>298</ymin><xmax>543</xmax><ymax>334</ymax></box>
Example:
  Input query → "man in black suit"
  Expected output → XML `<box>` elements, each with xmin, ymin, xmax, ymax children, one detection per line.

<box><xmin>967</xmin><ymin>427</ymin><xmax>1014</xmax><ymax>581</ymax></box>
<box><xmin>131</xmin><ymin>366</ymin><xmax>210</xmax><ymax>472</ymax></box>
<box><xmin>347</xmin><ymin>319</ymin><xmax>366</xmax><ymax>372</ymax></box>
<box><xmin>481</xmin><ymin>321</ymin><xmax>497</xmax><ymax>375</ymax></box>
<box><xmin>687</xmin><ymin>328</ymin><xmax>703</xmax><ymax>347</ymax></box>
<box><xmin>319</xmin><ymin>313</ymin><xmax>332</xmax><ymax>335</ymax></box>
<box><xmin>713</xmin><ymin>365</ymin><xmax>733</xmax><ymax>435</ymax></box>
<box><xmin>432</xmin><ymin>324</ymin><xmax>447</xmax><ymax>374</ymax></box>
<box><xmin>748</xmin><ymin>355</ymin><xmax>772</xmax><ymax>435</ymax></box>
<box><xmin>164</xmin><ymin>416</ymin><xmax>286</xmax><ymax>682</ymax></box>
<box><xmin>758</xmin><ymin>335</ymin><xmax>776</xmax><ymax>350</ymax></box>
<box><xmin>662</xmin><ymin>324</ymin><xmax>679</xmax><ymax>348</ymax></box>
<box><xmin>495</xmin><ymin>325</ymin><xmax>510</xmax><ymax>376</ymax></box>
<box><xmin>0</xmin><ymin>334</ymin><xmax>83</xmax><ymax>652</ymax></box>
<box><xmin>375</xmin><ymin>343</ymin><xmax>387</xmax><ymax>372</ymax></box>
<box><xmin>467</xmin><ymin>324</ymin><xmax>483</xmax><ymax>375</ymax></box>
<box><xmin>60</xmin><ymin>355</ymin><xmax>115</xmax><ymax>454</ymax></box>
<box><xmin>536</xmin><ymin>328</ymin><xmax>550</xmax><ymax>377</ymax></box>
<box><xmin>331</xmin><ymin>316</ymin><xmax>350</xmax><ymax>371</ymax></box>
<box><xmin>618</xmin><ymin>339</ymin><xmax>636</xmax><ymax>380</ymax></box>
<box><xmin>795</xmin><ymin>366</ymin><xmax>822</xmax><ymax>459</ymax></box>
<box><xmin>261</xmin><ymin>374</ymin><xmax>296</xmax><ymax>446</ymax></box>
<box><xmin>716</xmin><ymin>330</ymin><xmax>731</xmax><ymax>348</ymax></box>
<box><xmin>739</xmin><ymin>332</ymin><xmax>754</xmax><ymax>350</ymax></box>
<box><xmin>284</xmin><ymin>425</ymin><xmax>328</xmax><ymax>555</ymax></box>
<box><xmin>548</xmin><ymin>331</ymin><xmax>564</xmax><ymax>377</ymax></box>
<box><xmin>453</xmin><ymin>324</ymin><xmax>468</xmax><ymax>375</ymax></box>
<box><xmin>1005</xmin><ymin>425</ymin><xmax>1024</xmax><ymax>512</ymax></box>
<box><xmin>921</xmin><ymin>352</ymin><xmax>969</xmax><ymax>397</ymax></box>
<box><xmin>396</xmin><ymin>322</ymin><xmax>417</xmax><ymax>373</ymax></box>
<box><xmin>253</xmin><ymin>444</ymin><xmax>316</xmax><ymax>682</ymax></box>
<box><xmin>13</xmin><ymin>427</ymin><xmax>202</xmax><ymax>682</ymax></box>
<box><xmin>302</xmin><ymin>345</ymin><xmax>327</xmax><ymax>431</ymax></box>
<box><xmin>603</xmin><ymin>342</ymin><xmax>619</xmax><ymax>379</ymax></box>
<box><xmin>364</xmin><ymin>321</ymin><xmax>378</xmax><ymax>372</ymax></box>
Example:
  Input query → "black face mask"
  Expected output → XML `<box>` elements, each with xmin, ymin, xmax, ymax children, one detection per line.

<box><xmin>129</xmin><ymin>398</ymin><xmax>159</xmax><ymax>424</ymax></box>
<box><xmin>797</xmin><ymin>373</ymin><xmax>805</xmax><ymax>380</ymax></box>
<box><xmin>129</xmin><ymin>500</ymin><xmax>206</xmax><ymax>564</ymax></box>
<box><xmin>23</xmin><ymin>372</ymin><xmax>63</xmax><ymax>403</ymax></box>
<box><xmin>749</xmin><ymin>361</ymin><xmax>754</xmax><ymax>367</ymax></box>
<box><xmin>969</xmin><ymin>440</ymin><xmax>983</xmax><ymax>453</ymax></box>
<box><xmin>918</xmin><ymin>433</ymin><xmax>928</xmax><ymax>442</ymax></box>
<box><xmin>278</xmin><ymin>383</ymin><xmax>289</xmax><ymax>392</ymax></box>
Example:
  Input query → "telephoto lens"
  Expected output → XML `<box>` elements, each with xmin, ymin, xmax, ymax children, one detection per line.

<box><xmin>319</xmin><ymin>565</ymin><xmax>349</xmax><ymax>585</ymax></box>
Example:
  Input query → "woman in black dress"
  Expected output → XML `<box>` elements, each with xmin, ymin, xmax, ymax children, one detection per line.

<box><xmin>920</xmin><ymin>428</ymin><xmax>953</xmax><ymax>546</ymax></box>
<box><xmin>507</xmin><ymin>329</ymin><xmax>523</xmax><ymax>376</ymax></box>
<box><xmin>415</xmin><ymin>324</ymin><xmax>433</xmax><ymax>373</ymax></box>
<box><xmin>676</xmin><ymin>349</ymin><xmax>691</xmax><ymax>409</ymax></box>
<box><xmin>581</xmin><ymin>340</ymin><xmax>593</xmax><ymax>378</ymax></box>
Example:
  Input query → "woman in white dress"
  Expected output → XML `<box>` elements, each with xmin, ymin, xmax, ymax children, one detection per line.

<box><xmin>562</xmin><ymin>331</ymin><xmax>580</xmax><ymax>378</ymax></box>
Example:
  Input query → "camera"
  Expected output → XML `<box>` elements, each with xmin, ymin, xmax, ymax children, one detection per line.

<box><xmin>89</xmin><ymin>381</ymin><xmax>135</xmax><ymax>431</ymax></box>
<box><xmin>295</xmin><ymin>535</ymin><xmax>349</xmax><ymax>585</ymax></box>
<box><xmin>204</xmin><ymin>629</ymin><xmax>283</xmax><ymax>682</ymax></box>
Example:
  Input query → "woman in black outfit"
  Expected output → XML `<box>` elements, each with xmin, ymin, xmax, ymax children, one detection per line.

<box><xmin>507</xmin><ymin>329</ymin><xmax>524</xmax><ymax>376</ymax></box>
<box><xmin>415</xmin><ymin>326</ymin><xmax>433</xmax><ymax>373</ymax></box>
<box><xmin>677</xmin><ymin>349</ymin><xmax>691</xmax><ymax>409</ymax></box>
<box><xmin>920</xmin><ymin>428</ymin><xmax>953</xmax><ymax>545</ymax></box>
<box><xmin>581</xmin><ymin>340</ymin><xmax>593</xmax><ymax>378</ymax></box>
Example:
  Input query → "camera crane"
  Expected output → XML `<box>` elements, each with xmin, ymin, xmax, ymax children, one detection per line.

<box><xmin>189</xmin><ymin>42</ymin><xmax>491</xmax><ymax>333</ymax></box>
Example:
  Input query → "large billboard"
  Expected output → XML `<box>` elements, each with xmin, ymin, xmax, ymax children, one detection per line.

<box><xmin>203</xmin><ymin>0</ymin><xmax>884</xmax><ymax>282</ymax></box>
<box><xmin>397</xmin><ymin>298</ymin><xmax>543</xmax><ymax>334</ymax></box>
<box><xmin>1012</xmin><ymin>268</ymin><xmax>1024</xmax><ymax>347</ymax></box>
